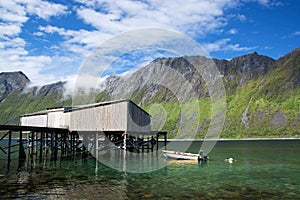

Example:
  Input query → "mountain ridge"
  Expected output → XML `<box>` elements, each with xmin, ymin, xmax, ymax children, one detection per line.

<box><xmin>0</xmin><ymin>48</ymin><xmax>299</xmax><ymax>138</ymax></box>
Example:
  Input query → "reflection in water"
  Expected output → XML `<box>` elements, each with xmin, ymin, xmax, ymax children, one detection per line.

<box><xmin>16</xmin><ymin>171</ymin><xmax>30</xmax><ymax>184</ymax></box>
<box><xmin>0</xmin><ymin>140</ymin><xmax>299</xmax><ymax>199</ymax></box>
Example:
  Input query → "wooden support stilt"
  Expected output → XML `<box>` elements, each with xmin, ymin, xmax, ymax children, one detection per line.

<box><xmin>156</xmin><ymin>133</ymin><xmax>159</xmax><ymax>151</ymax></box>
<box><xmin>34</xmin><ymin>132</ymin><xmax>37</xmax><ymax>162</ymax></box>
<box><xmin>45</xmin><ymin>132</ymin><xmax>49</xmax><ymax>158</ymax></box>
<box><xmin>60</xmin><ymin>133</ymin><xmax>63</xmax><ymax>158</ymax></box>
<box><xmin>147</xmin><ymin>136</ymin><xmax>149</xmax><ymax>153</ymax></box>
<box><xmin>31</xmin><ymin>131</ymin><xmax>34</xmax><ymax>158</ymax></box>
<box><xmin>65</xmin><ymin>133</ymin><xmax>68</xmax><ymax>157</ymax></box>
<box><xmin>18</xmin><ymin>130</ymin><xmax>26</xmax><ymax>170</ymax></box>
<box><xmin>123</xmin><ymin>132</ymin><xmax>127</xmax><ymax>152</ymax></box>
<box><xmin>50</xmin><ymin>132</ymin><xmax>54</xmax><ymax>161</ymax></box>
<box><xmin>0</xmin><ymin>125</ymin><xmax>77</xmax><ymax>172</ymax></box>
<box><xmin>19</xmin><ymin>130</ymin><xmax>23</xmax><ymax>158</ymax></box>
<box><xmin>164</xmin><ymin>133</ymin><xmax>167</xmax><ymax>150</ymax></box>
<box><xmin>7</xmin><ymin>130</ymin><xmax>12</xmax><ymax>171</ymax></box>
<box><xmin>0</xmin><ymin>125</ymin><xmax>168</xmax><ymax>172</ymax></box>
<box><xmin>39</xmin><ymin>132</ymin><xmax>43</xmax><ymax>162</ymax></box>
<box><xmin>72</xmin><ymin>133</ymin><xmax>75</xmax><ymax>160</ymax></box>
<box><xmin>71</xmin><ymin>133</ymin><xmax>73</xmax><ymax>159</ymax></box>
<box><xmin>54</xmin><ymin>132</ymin><xmax>58</xmax><ymax>161</ymax></box>
<box><xmin>151</xmin><ymin>136</ymin><xmax>154</xmax><ymax>152</ymax></box>
<box><xmin>95</xmin><ymin>132</ymin><xmax>98</xmax><ymax>161</ymax></box>
<box><xmin>142</xmin><ymin>136</ymin><xmax>144</xmax><ymax>153</ymax></box>
<box><xmin>82</xmin><ymin>134</ymin><xmax>88</xmax><ymax>160</ymax></box>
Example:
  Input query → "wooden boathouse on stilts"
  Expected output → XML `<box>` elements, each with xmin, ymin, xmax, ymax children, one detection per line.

<box><xmin>0</xmin><ymin>99</ymin><xmax>167</xmax><ymax>172</ymax></box>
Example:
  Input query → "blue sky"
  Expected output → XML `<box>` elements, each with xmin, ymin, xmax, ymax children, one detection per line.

<box><xmin>0</xmin><ymin>0</ymin><xmax>299</xmax><ymax>86</ymax></box>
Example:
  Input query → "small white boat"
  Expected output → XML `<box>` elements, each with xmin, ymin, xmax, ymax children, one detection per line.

<box><xmin>162</xmin><ymin>150</ymin><xmax>209</xmax><ymax>161</ymax></box>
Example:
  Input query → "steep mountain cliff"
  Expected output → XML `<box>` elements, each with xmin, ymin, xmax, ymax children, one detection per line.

<box><xmin>0</xmin><ymin>71</ymin><xmax>30</xmax><ymax>102</ymax></box>
<box><xmin>0</xmin><ymin>48</ymin><xmax>299</xmax><ymax>138</ymax></box>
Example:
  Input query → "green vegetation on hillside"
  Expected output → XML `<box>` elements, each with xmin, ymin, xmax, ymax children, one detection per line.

<box><xmin>0</xmin><ymin>49</ymin><xmax>299</xmax><ymax>139</ymax></box>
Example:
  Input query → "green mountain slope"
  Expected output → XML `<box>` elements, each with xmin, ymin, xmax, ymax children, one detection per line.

<box><xmin>0</xmin><ymin>81</ymin><xmax>66</xmax><ymax>125</ymax></box>
<box><xmin>0</xmin><ymin>48</ymin><xmax>299</xmax><ymax>138</ymax></box>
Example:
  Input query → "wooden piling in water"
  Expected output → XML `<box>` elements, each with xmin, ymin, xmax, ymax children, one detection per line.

<box><xmin>0</xmin><ymin>125</ymin><xmax>168</xmax><ymax>173</ymax></box>
<box><xmin>39</xmin><ymin>131</ymin><xmax>43</xmax><ymax>163</ymax></box>
<box><xmin>7</xmin><ymin>130</ymin><xmax>12</xmax><ymax>171</ymax></box>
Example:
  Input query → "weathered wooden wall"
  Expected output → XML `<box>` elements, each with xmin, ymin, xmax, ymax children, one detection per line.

<box><xmin>47</xmin><ymin>109</ymin><xmax>68</xmax><ymax>128</ymax></box>
<box><xmin>68</xmin><ymin>101</ymin><xmax>127</xmax><ymax>131</ymax></box>
<box><xmin>20</xmin><ymin>108</ymin><xmax>67</xmax><ymax>128</ymax></box>
<box><xmin>20</xmin><ymin>114</ymin><xmax>47</xmax><ymax>127</ymax></box>
<box><xmin>20</xmin><ymin>100</ymin><xmax>150</xmax><ymax>134</ymax></box>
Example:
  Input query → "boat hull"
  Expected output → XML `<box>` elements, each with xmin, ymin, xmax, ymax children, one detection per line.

<box><xmin>162</xmin><ymin>150</ymin><xmax>208</xmax><ymax>161</ymax></box>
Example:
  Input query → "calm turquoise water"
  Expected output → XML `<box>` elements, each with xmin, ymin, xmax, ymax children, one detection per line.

<box><xmin>0</xmin><ymin>139</ymin><xmax>299</xmax><ymax>199</ymax></box>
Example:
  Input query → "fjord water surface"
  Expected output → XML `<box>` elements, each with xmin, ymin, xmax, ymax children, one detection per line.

<box><xmin>0</xmin><ymin>139</ymin><xmax>299</xmax><ymax>199</ymax></box>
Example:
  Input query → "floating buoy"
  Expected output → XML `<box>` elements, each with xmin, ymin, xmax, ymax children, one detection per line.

<box><xmin>225</xmin><ymin>157</ymin><xmax>235</xmax><ymax>163</ymax></box>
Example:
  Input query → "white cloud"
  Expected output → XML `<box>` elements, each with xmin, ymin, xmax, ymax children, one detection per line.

<box><xmin>0</xmin><ymin>45</ymin><xmax>53</xmax><ymax>85</ymax></box>
<box><xmin>1</xmin><ymin>37</ymin><xmax>26</xmax><ymax>49</ymax></box>
<box><xmin>0</xmin><ymin>0</ymin><xmax>68</xmax><ymax>38</ymax></box>
<box><xmin>291</xmin><ymin>31</ymin><xmax>300</xmax><ymax>36</ymax></box>
<box><xmin>0</xmin><ymin>23</ymin><xmax>22</xmax><ymax>37</ymax></box>
<box><xmin>228</xmin><ymin>28</ymin><xmax>238</xmax><ymax>34</ymax></box>
<box><xmin>256</xmin><ymin>0</ymin><xmax>283</xmax><ymax>7</ymax></box>
<box><xmin>0</xmin><ymin>0</ymin><xmax>285</xmax><ymax>88</ymax></box>
<box><xmin>203</xmin><ymin>38</ymin><xmax>231</xmax><ymax>52</ymax></box>
<box><xmin>237</xmin><ymin>14</ymin><xmax>247</xmax><ymax>22</ymax></box>
<box><xmin>34</xmin><ymin>0</ymin><xmax>245</xmax><ymax>75</ymax></box>
<box><xmin>38</xmin><ymin>25</ymin><xmax>112</xmax><ymax>57</ymax></box>
<box><xmin>0</xmin><ymin>0</ymin><xmax>68</xmax><ymax>86</ymax></box>
<box><xmin>203</xmin><ymin>38</ymin><xmax>257</xmax><ymax>52</ymax></box>
<box><xmin>0</xmin><ymin>9</ymin><xmax>28</xmax><ymax>23</ymax></box>
<box><xmin>76</xmin><ymin>8</ymin><xmax>127</xmax><ymax>33</ymax></box>
<box><xmin>243</xmin><ymin>0</ymin><xmax>283</xmax><ymax>7</ymax></box>
<box><xmin>63</xmin><ymin>73</ymin><xmax>109</xmax><ymax>98</ymax></box>
<box><xmin>24</xmin><ymin>0</ymin><xmax>68</xmax><ymax>20</ymax></box>
<box><xmin>225</xmin><ymin>43</ymin><xmax>257</xmax><ymax>51</ymax></box>
<box><xmin>32</xmin><ymin>0</ymin><xmax>242</xmax><ymax>73</ymax></box>
<box><xmin>75</xmin><ymin>0</ymin><xmax>240</xmax><ymax>36</ymax></box>
<box><xmin>32</xmin><ymin>0</ymin><xmax>245</xmax><ymax>86</ymax></box>
<box><xmin>33</xmin><ymin>31</ymin><xmax>43</xmax><ymax>36</ymax></box>
<box><xmin>0</xmin><ymin>1</ymin><xmax>27</xmax><ymax>23</ymax></box>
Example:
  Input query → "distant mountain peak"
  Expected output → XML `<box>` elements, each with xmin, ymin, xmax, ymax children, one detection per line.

<box><xmin>0</xmin><ymin>71</ymin><xmax>30</xmax><ymax>82</ymax></box>
<box><xmin>0</xmin><ymin>71</ymin><xmax>31</xmax><ymax>102</ymax></box>
<box><xmin>229</xmin><ymin>51</ymin><xmax>275</xmax><ymax>75</ymax></box>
